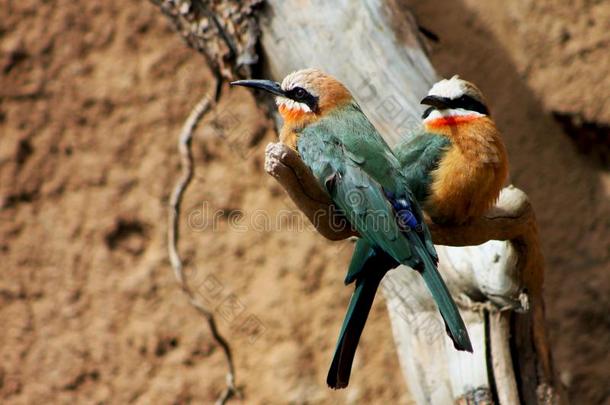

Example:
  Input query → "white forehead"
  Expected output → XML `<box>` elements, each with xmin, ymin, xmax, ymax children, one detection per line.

<box><xmin>280</xmin><ymin>71</ymin><xmax>303</xmax><ymax>90</ymax></box>
<box><xmin>280</xmin><ymin>69</ymin><xmax>321</xmax><ymax>96</ymax></box>
<box><xmin>428</xmin><ymin>75</ymin><xmax>467</xmax><ymax>99</ymax></box>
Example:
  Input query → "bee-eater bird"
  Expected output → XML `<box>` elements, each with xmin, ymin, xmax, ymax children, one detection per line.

<box><xmin>231</xmin><ymin>69</ymin><xmax>472</xmax><ymax>389</ymax></box>
<box><xmin>396</xmin><ymin>75</ymin><xmax>509</xmax><ymax>224</ymax></box>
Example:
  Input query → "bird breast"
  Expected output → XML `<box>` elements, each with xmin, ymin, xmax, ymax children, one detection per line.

<box><xmin>425</xmin><ymin>117</ymin><xmax>509</xmax><ymax>224</ymax></box>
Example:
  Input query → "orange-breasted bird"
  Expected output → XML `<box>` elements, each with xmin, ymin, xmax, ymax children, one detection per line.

<box><xmin>395</xmin><ymin>75</ymin><xmax>509</xmax><ymax>224</ymax></box>
<box><xmin>232</xmin><ymin>69</ymin><xmax>474</xmax><ymax>389</ymax></box>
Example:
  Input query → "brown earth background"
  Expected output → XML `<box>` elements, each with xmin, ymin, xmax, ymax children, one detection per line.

<box><xmin>1</xmin><ymin>0</ymin><xmax>608</xmax><ymax>404</ymax></box>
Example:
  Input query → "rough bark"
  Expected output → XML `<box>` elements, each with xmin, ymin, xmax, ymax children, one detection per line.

<box><xmin>151</xmin><ymin>0</ymin><xmax>262</xmax><ymax>80</ymax></box>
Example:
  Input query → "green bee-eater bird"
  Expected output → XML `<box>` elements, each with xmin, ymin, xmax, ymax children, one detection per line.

<box><xmin>232</xmin><ymin>69</ymin><xmax>473</xmax><ymax>389</ymax></box>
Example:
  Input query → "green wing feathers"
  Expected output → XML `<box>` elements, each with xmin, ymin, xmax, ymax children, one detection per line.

<box><xmin>296</xmin><ymin>111</ymin><xmax>471</xmax><ymax>389</ymax></box>
<box><xmin>408</xmin><ymin>233</ymin><xmax>473</xmax><ymax>352</ymax></box>
<box><xmin>344</xmin><ymin>239</ymin><xmax>375</xmax><ymax>285</ymax></box>
<box><xmin>394</xmin><ymin>132</ymin><xmax>451</xmax><ymax>203</ymax></box>
<box><xmin>328</xmin><ymin>158</ymin><xmax>416</xmax><ymax>265</ymax></box>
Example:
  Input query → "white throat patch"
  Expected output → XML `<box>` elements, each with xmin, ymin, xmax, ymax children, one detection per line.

<box><xmin>276</xmin><ymin>96</ymin><xmax>312</xmax><ymax>113</ymax></box>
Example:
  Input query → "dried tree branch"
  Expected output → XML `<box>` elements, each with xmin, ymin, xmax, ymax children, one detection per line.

<box><xmin>168</xmin><ymin>82</ymin><xmax>239</xmax><ymax>405</ymax></box>
<box><xmin>264</xmin><ymin>142</ymin><xmax>533</xmax><ymax>245</ymax></box>
<box><xmin>150</xmin><ymin>0</ymin><xmax>262</xmax><ymax>80</ymax></box>
<box><xmin>264</xmin><ymin>142</ymin><xmax>358</xmax><ymax>241</ymax></box>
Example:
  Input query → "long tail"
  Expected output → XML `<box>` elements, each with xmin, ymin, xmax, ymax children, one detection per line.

<box><xmin>411</xmin><ymin>237</ymin><xmax>473</xmax><ymax>352</ymax></box>
<box><xmin>327</xmin><ymin>268</ymin><xmax>386</xmax><ymax>389</ymax></box>
<box><xmin>327</xmin><ymin>241</ymin><xmax>396</xmax><ymax>389</ymax></box>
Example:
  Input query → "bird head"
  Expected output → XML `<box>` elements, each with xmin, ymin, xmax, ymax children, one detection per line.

<box><xmin>420</xmin><ymin>75</ymin><xmax>490</xmax><ymax>129</ymax></box>
<box><xmin>231</xmin><ymin>69</ymin><xmax>352</xmax><ymax>126</ymax></box>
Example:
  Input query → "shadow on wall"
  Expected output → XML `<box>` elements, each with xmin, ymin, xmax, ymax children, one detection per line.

<box><xmin>405</xmin><ymin>0</ymin><xmax>609</xmax><ymax>403</ymax></box>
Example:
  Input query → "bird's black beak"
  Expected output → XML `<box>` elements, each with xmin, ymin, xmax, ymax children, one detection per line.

<box><xmin>230</xmin><ymin>79</ymin><xmax>285</xmax><ymax>97</ymax></box>
<box><xmin>421</xmin><ymin>95</ymin><xmax>450</xmax><ymax>110</ymax></box>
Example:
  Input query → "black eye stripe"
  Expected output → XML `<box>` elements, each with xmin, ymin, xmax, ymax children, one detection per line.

<box><xmin>285</xmin><ymin>86</ymin><xmax>319</xmax><ymax>112</ymax></box>
<box><xmin>286</xmin><ymin>87</ymin><xmax>308</xmax><ymax>100</ymax></box>
<box><xmin>446</xmin><ymin>95</ymin><xmax>489</xmax><ymax>115</ymax></box>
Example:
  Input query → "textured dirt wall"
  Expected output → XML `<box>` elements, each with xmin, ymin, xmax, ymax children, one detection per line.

<box><xmin>0</xmin><ymin>1</ymin><xmax>405</xmax><ymax>404</ymax></box>
<box><xmin>1</xmin><ymin>0</ymin><xmax>608</xmax><ymax>404</ymax></box>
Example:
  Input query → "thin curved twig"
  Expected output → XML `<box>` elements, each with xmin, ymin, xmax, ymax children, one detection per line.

<box><xmin>168</xmin><ymin>81</ymin><xmax>239</xmax><ymax>405</ymax></box>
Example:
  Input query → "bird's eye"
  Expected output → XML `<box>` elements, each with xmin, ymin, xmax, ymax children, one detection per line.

<box><xmin>293</xmin><ymin>87</ymin><xmax>307</xmax><ymax>100</ymax></box>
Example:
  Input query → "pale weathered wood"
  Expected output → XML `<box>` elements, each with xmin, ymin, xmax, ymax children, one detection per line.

<box><xmin>152</xmin><ymin>0</ymin><xmax>565</xmax><ymax>403</ymax></box>
<box><xmin>259</xmin><ymin>0</ymin><xmax>437</xmax><ymax>147</ymax></box>
<box><xmin>491</xmin><ymin>311</ymin><xmax>521</xmax><ymax>405</ymax></box>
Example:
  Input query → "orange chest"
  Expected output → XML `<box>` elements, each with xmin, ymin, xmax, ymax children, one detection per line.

<box><xmin>278</xmin><ymin>108</ymin><xmax>318</xmax><ymax>150</ymax></box>
<box><xmin>424</xmin><ymin>118</ymin><xmax>506</xmax><ymax>164</ymax></box>
<box><xmin>279</xmin><ymin>128</ymin><xmax>299</xmax><ymax>150</ymax></box>
<box><xmin>424</xmin><ymin>118</ymin><xmax>509</xmax><ymax>223</ymax></box>
<box><xmin>279</xmin><ymin>104</ymin><xmax>309</xmax><ymax>123</ymax></box>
